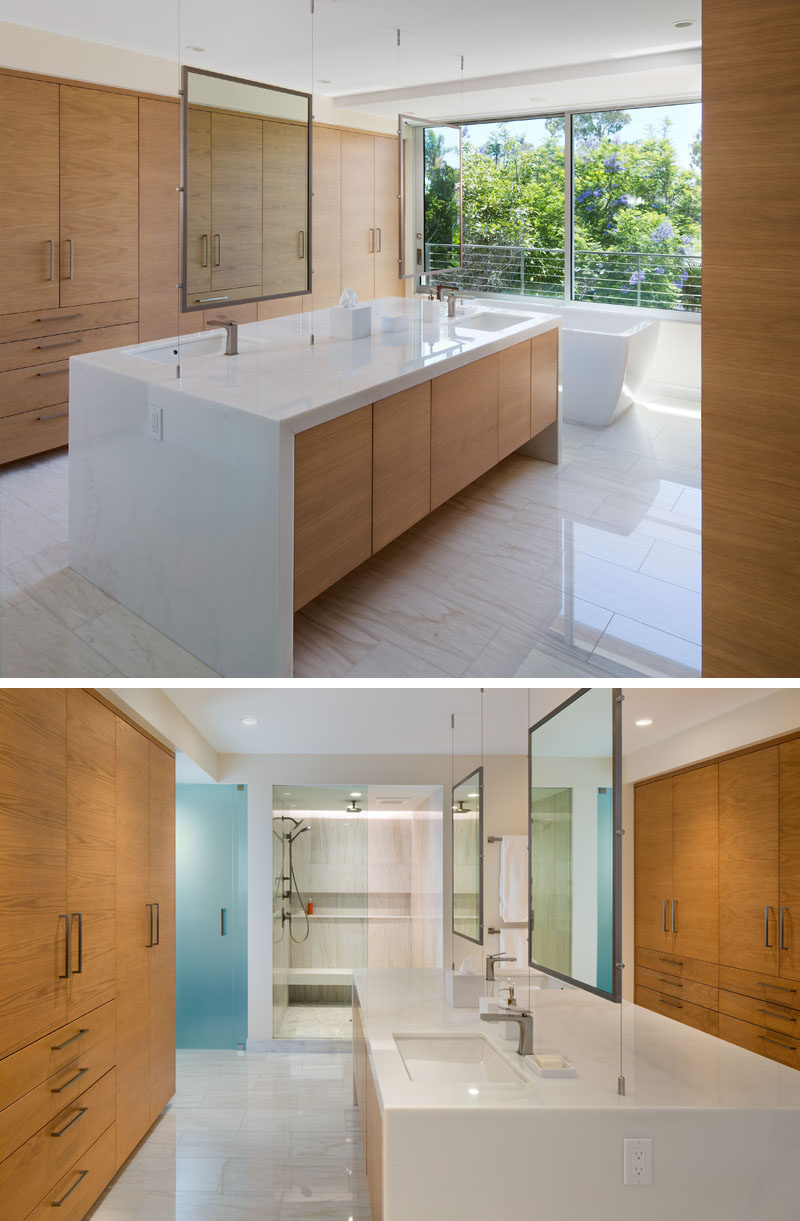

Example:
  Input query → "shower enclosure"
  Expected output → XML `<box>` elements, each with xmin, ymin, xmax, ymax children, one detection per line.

<box><xmin>273</xmin><ymin>783</ymin><xmax>443</xmax><ymax>1040</ymax></box>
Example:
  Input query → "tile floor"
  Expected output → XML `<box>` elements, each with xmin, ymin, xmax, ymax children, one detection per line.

<box><xmin>0</xmin><ymin>392</ymin><xmax>701</xmax><ymax>677</ymax></box>
<box><xmin>88</xmin><ymin>1049</ymin><xmax>370</xmax><ymax>1221</ymax></box>
<box><xmin>277</xmin><ymin>1005</ymin><xmax>353</xmax><ymax>1041</ymax></box>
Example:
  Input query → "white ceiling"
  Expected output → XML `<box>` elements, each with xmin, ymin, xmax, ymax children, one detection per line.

<box><xmin>164</xmin><ymin>687</ymin><xmax>777</xmax><ymax>759</ymax></box>
<box><xmin>2</xmin><ymin>0</ymin><xmax>701</xmax><ymax>115</ymax></box>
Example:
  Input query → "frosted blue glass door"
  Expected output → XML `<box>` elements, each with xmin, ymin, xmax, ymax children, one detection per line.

<box><xmin>176</xmin><ymin>784</ymin><xmax>247</xmax><ymax>1048</ymax></box>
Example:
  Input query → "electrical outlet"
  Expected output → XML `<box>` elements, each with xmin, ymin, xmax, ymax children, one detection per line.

<box><xmin>623</xmin><ymin>1138</ymin><xmax>652</xmax><ymax>1186</ymax></box>
<box><xmin>149</xmin><ymin>404</ymin><xmax>163</xmax><ymax>441</ymax></box>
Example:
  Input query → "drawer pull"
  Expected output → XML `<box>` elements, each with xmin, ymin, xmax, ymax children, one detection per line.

<box><xmin>201</xmin><ymin>233</ymin><xmax>209</xmax><ymax>268</ymax></box>
<box><xmin>659</xmin><ymin>957</ymin><xmax>683</xmax><ymax>967</ymax></box>
<box><xmin>37</xmin><ymin>410</ymin><xmax>69</xmax><ymax>421</ymax></box>
<box><xmin>51</xmin><ymin>1066</ymin><xmax>89</xmax><ymax>1094</ymax></box>
<box><xmin>64</xmin><ymin>238</ymin><xmax>74</xmax><ymax>280</ymax></box>
<box><xmin>298</xmin><ymin>230</ymin><xmax>305</xmax><ymax>259</ymax></box>
<box><xmin>34</xmin><ymin>314</ymin><xmax>83</xmax><ymax>323</ymax></box>
<box><xmin>780</xmin><ymin>906</ymin><xmax>789</xmax><ymax>951</ymax></box>
<box><xmin>659</xmin><ymin>978</ymin><xmax>682</xmax><ymax>987</ymax></box>
<box><xmin>51</xmin><ymin>1027</ymin><xmax>89</xmax><ymax>1051</ymax></box>
<box><xmin>59</xmin><ymin>913</ymin><xmax>71</xmax><ymax>979</ymax></box>
<box><xmin>671</xmin><ymin>899</ymin><xmax>678</xmax><ymax>934</ymax></box>
<box><xmin>757</xmin><ymin>981</ymin><xmax>797</xmax><ymax>994</ymax></box>
<box><xmin>765</xmin><ymin>905</ymin><xmax>774</xmax><ymax>949</ymax></box>
<box><xmin>50</xmin><ymin>1106</ymin><xmax>88</xmax><ymax>1137</ymax></box>
<box><xmin>51</xmin><ymin>1169</ymin><xmax>89</xmax><ymax>1207</ymax></box>
<box><xmin>758</xmin><ymin>1008</ymin><xmax>796</xmax><ymax>1023</ymax></box>
<box><xmin>72</xmin><ymin>911</ymin><xmax>83</xmax><ymax>973</ymax></box>
<box><xmin>658</xmin><ymin>996</ymin><xmax>683</xmax><ymax>1009</ymax></box>
<box><xmin>35</xmin><ymin>338</ymin><xmax>83</xmax><ymax>351</ymax></box>
<box><xmin>196</xmin><ymin>295</ymin><xmax>229</xmax><ymax>303</ymax></box>
<box><xmin>761</xmin><ymin>1036</ymin><xmax>797</xmax><ymax>1052</ymax></box>
<box><xmin>47</xmin><ymin>238</ymin><xmax>55</xmax><ymax>282</ymax></box>
<box><xmin>35</xmin><ymin>367</ymin><xmax>67</xmax><ymax>378</ymax></box>
<box><xmin>662</xmin><ymin>899</ymin><xmax>668</xmax><ymax>933</ymax></box>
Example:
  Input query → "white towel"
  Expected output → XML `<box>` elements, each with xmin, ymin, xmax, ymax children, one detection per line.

<box><xmin>499</xmin><ymin>835</ymin><xmax>528</xmax><ymax>924</ymax></box>
<box><xmin>499</xmin><ymin>927</ymin><xmax>528</xmax><ymax>971</ymax></box>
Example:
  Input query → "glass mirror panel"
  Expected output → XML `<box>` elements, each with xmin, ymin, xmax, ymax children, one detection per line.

<box><xmin>181</xmin><ymin>66</ymin><xmax>311</xmax><ymax>312</ymax></box>
<box><xmin>452</xmin><ymin>766</ymin><xmax>483</xmax><ymax>945</ymax></box>
<box><xmin>529</xmin><ymin>688</ymin><xmax>621</xmax><ymax>1001</ymax></box>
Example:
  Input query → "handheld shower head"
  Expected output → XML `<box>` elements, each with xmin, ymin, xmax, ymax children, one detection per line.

<box><xmin>288</xmin><ymin>823</ymin><xmax>311</xmax><ymax>844</ymax></box>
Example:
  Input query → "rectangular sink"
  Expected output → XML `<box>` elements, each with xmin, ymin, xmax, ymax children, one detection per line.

<box><xmin>459</xmin><ymin>312</ymin><xmax>525</xmax><ymax>332</ymax></box>
<box><xmin>124</xmin><ymin>334</ymin><xmax>227</xmax><ymax>364</ymax></box>
<box><xmin>395</xmin><ymin>1034</ymin><xmax>525</xmax><ymax>1083</ymax></box>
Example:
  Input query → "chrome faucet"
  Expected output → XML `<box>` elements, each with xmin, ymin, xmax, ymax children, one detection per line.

<box><xmin>434</xmin><ymin>281</ymin><xmax>458</xmax><ymax>301</ymax></box>
<box><xmin>480</xmin><ymin>1009</ymin><xmax>533</xmax><ymax>1056</ymax></box>
<box><xmin>485</xmin><ymin>953</ymin><xmax>516</xmax><ymax>981</ymax></box>
<box><xmin>441</xmin><ymin>288</ymin><xmax>459</xmax><ymax>318</ymax></box>
<box><xmin>206</xmin><ymin>318</ymin><xmax>238</xmax><ymax>355</ymax></box>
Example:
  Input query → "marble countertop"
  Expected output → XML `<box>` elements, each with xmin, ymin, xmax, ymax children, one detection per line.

<box><xmin>70</xmin><ymin>297</ymin><xmax>560</xmax><ymax>434</ymax></box>
<box><xmin>354</xmin><ymin>968</ymin><xmax>800</xmax><ymax>1113</ymax></box>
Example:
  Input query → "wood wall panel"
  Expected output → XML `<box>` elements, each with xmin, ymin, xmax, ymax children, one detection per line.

<box><xmin>340</xmin><ymin>132</ymin><xmax>375</xmax><ymax>303</ymax></box>
<box><xmin>148</xmin><ymin>742</ymin><xmax>176</xmax><ymax>1121</ymax></box>
<box><xmin>671</xmin><ymin>764</ymin><xmax>718</xmax><ymax>963</ymax></box>
<box><xmin>138</xmin><ymin>98</ymin><xmax>181</xmax><ymax>343</ymax></box>
<box><xmin>311</xmin><ymin>125</ymin><xmax>342</xmax><ymax>310</ymax></box>
<box><xmin>702</xmin><ymin>0</ymin><xmax>800</xmax><ymax>675</ymax></box>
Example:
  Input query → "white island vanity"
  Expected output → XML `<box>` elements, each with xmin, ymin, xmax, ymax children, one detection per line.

<box><xmin>353</xmin><ymin>968</ymin><xmax>800</xmax><ymax>1221</ymax></box>
<box><xmin>68</xmin><ymin>297</ymin><xmax>559</xmax><ymax>676</ymax></box>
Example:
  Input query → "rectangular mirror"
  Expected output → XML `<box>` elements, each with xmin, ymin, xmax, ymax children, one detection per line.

<box><xmin>452</xmin><ymin>766</ymin><xmax>483</xmax><ymax>945</ymax></box>
<box><xmin>181</xmin><ymin>66</ymin><xmax>311</xmax><ymax>312</ymax></box>
<box><xmin>398</xmin><ymin>114</ymin><xmax>463</xmax><ymax>280</ymax></box>
<box><xmin>529</xmin><ymin>689</ymin><xmax>622</xmax><ymax>1001</ymax></box>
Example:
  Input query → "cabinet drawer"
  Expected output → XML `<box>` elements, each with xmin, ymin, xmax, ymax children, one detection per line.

<box><xmin>719</xmin><ymin>987</ymin><xmax>800</xmax><ymax>1035</ymax></box>
<box><xmin>0</xmin><ymin>324</ymin><xmax>139</xmax><ymax>373</ymax></box>
<box><xmin>635</xmin><ymin>946</ymin><xmax>718</xmax><ymax>987</ymax></box>
<box><xmin>635</xmin><ymin>985</ymin><xmax>719</xmax><ymax>1036</ymax></box>
<box><xmin>0</xmin><ymin>363</ymin><xmax>68</xmax><ymax>416</ymax></box>
<box><xmin>0</xmin><ymin>404</ymin><xmax>68</xmax><ymax>463</ymax></box>
<box><xmin>719</xmin><ymin>1013</ymin><xmax>800</xmax><ymax>1069</ymax></box>
<box><xmin>0</xmin><ymin>1068</ymin><xmax>115</xmax><ymax>1221</ymax></box>
<box><xmin>24</xmin><ymin>1123</ymin><xmax>115</xmax><ymax>1221</ymax></box>
<box><xmin>0</xmin><ymin>1002</ymin><xmax>115</xmax><ymax>1114</ymax></box>
<box><xmin>636</xmin><ymin>965</ymin><xmax>718</xmax><ymax>1011</ymax></box>
<box><xmin>0</xmin><ymin>300</ymin><xmax>138</xmax><ymax>344</ymax></box>
<box><xmin>718</xmin><ymin>963</ymin><xmax>800</xmax><ymax>1010</ymax></box>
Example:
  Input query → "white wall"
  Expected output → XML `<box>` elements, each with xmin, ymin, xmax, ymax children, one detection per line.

<box><xmin>103</xmin><ymin>687</ymin><xmax>219</xmax><ymax>779</ymax></box>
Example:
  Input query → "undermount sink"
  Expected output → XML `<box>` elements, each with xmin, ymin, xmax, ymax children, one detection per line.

<box><xmin>458</xmin><ymin>312</ymin><xmax>525</xmax><ymax>332</ymax></box>
<box><xmin>395</xmin><ymin>1034</ymin><xmax>525</xmax><ymax>1083</ymax></box>
<box><xmin>122</xmin><ymin>331</ymin><xmax>265</xmax><ymax>364</ymax></box>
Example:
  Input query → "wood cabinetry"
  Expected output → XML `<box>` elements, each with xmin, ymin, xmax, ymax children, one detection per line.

<box><xmin>311</xmin><ymin>125</ymin><xmax>342</xmax><ymax>311</ymax></box>
<box><xmin>262</xmin><ymin>119</ymin><xmax>308</xmax><ymax>296</ymax></box>
<box><xmin>341</xmin><ymin>132</ymin><xmax>378</xmax><ymax>303</ymax></box>
<box><xmin>498</xmin><ymin>339</ymin><xmax>531</xmax><ymax>459</ymax></box>
<box><xmin>372</xmin><ymin>382</ymin><xmax>431</xmax><ymax>552</ymax></box>
<box><xmin>431</xmin><ymin>352</ymin><xmax>499</xmax><ymax>510</ymax></box>
<box><xmin>719</xmin><ymin>747</ymin><xmax>779</xmax><ymax>974</ymax></box>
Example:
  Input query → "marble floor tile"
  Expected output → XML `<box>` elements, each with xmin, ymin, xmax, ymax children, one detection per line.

<box><xmin>74</xmin><ymin>605</ymin><xmax>220</xmax><ymax>677</ymax></box>
<box><xmin>639</xmin><ymin>538</ymin><xmax>702</xmax><ymax>593</ymax></box>
<box><xmin>0</xmin><ymin>487</ymin><xmax>66</xmax><ymax>567</ymax></box>
<box><xmin>8</xmin><ymin>550</ymin><xmax>119</xmax><ymax>630</ymax></box>
<box><xmin>1</xmin><ymin>598</ymin><xmax>118</xmax><ymax>677</ymax></box>
<box><xmin>590</xmin><ymin>612</ymin><xmax>702</xmax><ymax>677</ymax></box>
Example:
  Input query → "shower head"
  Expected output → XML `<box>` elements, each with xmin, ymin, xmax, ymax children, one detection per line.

<box><xmin>346</xmin><ymin>800</ymin><xmax>361</xmax><ymax>813</ymax></box>
<box><xmin>288</xmin><ymin>823</ymin><xmax>310</xmax><ymax>844</ymax></box>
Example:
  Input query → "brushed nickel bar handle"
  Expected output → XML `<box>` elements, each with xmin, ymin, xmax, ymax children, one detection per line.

<box><xmin>50</xmin><ymin>1106</ymin><xmax>88</xmax><ymax>1137</ymax></box>
<box><xmin>36</xmin><ymin>410</ymin><xmax>69</xmax><ymax>421</ymax></box>
<box><xmin>761</xmin><ymin>1035</ymin><xmax>797</xmax><ymax>1052</ymax></box>
<box><xmin>758</xmin><ymin>1008</ymin><xmax>796</xmax><ymax>1023</ymax></box>
<box><xmin>35</xmin><ymin>367</ymin><xmax>67</xmax><ymax>377</ymax></box>
<box><xmin>659</xmin><ymin>957</ymin><xmax>683</xmax><ymax>966</ymax></box>
<box><xmin>47</xmin><ymin>238</ymin><xmax>55</xmax><ymax>281</ymax></box>
<box><xmin>220</xmin><ymin>907</ymin><xmax>226</xmax><ymax>936</ymax></box>
<box><xmin>201</xmin><ymin>233</ymin><xmax>209</xmax><ymax>268</ymax></box>
<box><xmin>757</xmin><ymin>981</ymin><xmax>796</xmax><ymax>993</ymax></box>
<box><xmin>154</xmin><ymin>901</ymin><xmax>160</xmax><ymax>946</ymax></box>
<box><xmin>299</xmin><ymin>230</ymin><xmax>305</xmax><ymax>258</ymax></box>
<box><xmin>64</xmin><ymin>239</ymin><xmax>74</xmax><ymax>280</ymax></box>
<box><xmin>214</xmin><ymin>233</ymin><xmax>221</xmax><ymax>267</ymax></box>
<box><xmin>51</xmin><ymin>1168</ymin><xmax>89</xmax><ymax>1207</ymax></box>
<box><xmin>35</xmin><ymin>338</ymin><xmax>83</xmax><ymax>350</ymax></box>
<box><xmin>51</xmin><ymin>1027</ymin><xmax>89</xmax><ymax>1052</ymax></box>
<box><xmin>51</xmin><ymin>1066</ymin><xmax>89</xmax><ymax>1094</ymax></box>
<box><xmin>658</xmin><ymin>996</ymin><xmax>683</xmax><ymax>1009</ymax></box>
<box><xmin>73</xmin><ymin>911</ymin><xmax>83</xmax><ymax>974</ymax></box>
<box><xmin>146</xmin><ymin>902</ymin><xmax>154</xmax><ymax>948</ymax></box>
<box><xmin>765</xmin><ymin>905</ymin><xmax>773</xmax><ymax>949</ymax></box>
<box><xmin>196</xmin><ymin>295</ymin><xmax>229</xmax><ymax>303</ymax></box>
<box><xmin>368</xmin><ymin>228</ymin><xmax>375</xmax><ymax>253</ymax></box>
<box><xmin>671</xmin><ymin>899</ymin><xmax>677</xmax><ymax>933</ymax></box>
<box><xmin>376</xmin><ymin>227</ymin><xmax>382</xmax><ymax>252</ymax></box>
<box><xmin>59</xmin><ymin>914</ymin><xmax>71</xmax><ymax>979</ymax></box>
<box><xmin>780</xmin><ymin>906</ymin><xmax>789</xmax><ymax>951</ymax></box>
<box><xmin>663</xmin><ymin>900</ymin><xmax>668</xmax><ymax>933</ymax></box>
<box><xmin>34</xmin><ymin>313</ymin><xmax>82</xmax><ymax>323</ymax></box>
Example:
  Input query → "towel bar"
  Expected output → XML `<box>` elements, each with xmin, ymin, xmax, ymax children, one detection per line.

<box><xmin>488</xmin><ymin>923</ymin><xmax>527</xmax><ymax>933</ymax></box>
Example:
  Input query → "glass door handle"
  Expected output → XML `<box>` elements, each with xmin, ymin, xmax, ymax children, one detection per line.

<box><xmin>220</xmin><ymin>908</ymin><xmax>227</xmax><ymax>936</ymax></box>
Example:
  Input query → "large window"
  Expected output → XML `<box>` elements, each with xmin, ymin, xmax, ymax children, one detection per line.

<box><xmin>422</xmin><ymin>101</ymin><xmax>701</xmax><ymax>313</ymax></box>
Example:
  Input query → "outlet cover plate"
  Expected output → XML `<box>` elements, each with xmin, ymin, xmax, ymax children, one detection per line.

<box><xmin>623</xmin><ymin>1137</ymin><xmax>653</xmax><ymax>1186</ymax></box>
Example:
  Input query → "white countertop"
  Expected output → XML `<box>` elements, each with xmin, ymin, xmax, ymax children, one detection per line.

<box><xmin>71</xmin><ymin>297</ymin><xmax>560</xmax><ymax>434</ymax></box>
<box><xmin>354</xmin><ymin>968</ymin><xmax>800</xmax><ymax>1113</ymax></box>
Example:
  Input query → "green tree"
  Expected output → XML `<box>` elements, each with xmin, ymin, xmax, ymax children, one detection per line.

<box><xmin>423</xmin><ymin>129</ymin><xmax>460</xmax><ymax>262</ymax></box>
<box><xmin>545</xmin><ymin>110</ymin><xmax>632</xmax><ymax>142</ymax></box>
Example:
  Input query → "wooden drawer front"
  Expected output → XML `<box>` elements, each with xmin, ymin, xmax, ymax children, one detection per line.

<box><xmin>719</xmin><ymin>1014</ymin><xmax>800</xmax><ymax>1069</ymax></box>
<box><xmin>635</xmin><ymin>985</ymin><xmax>719</xmax><ymax>1036</ymax></box>
<box><xmin>0</xmin><ymin>1002</ymin><xmax>115</xmax><ymax>1114</ymax></box>
<box><xmin>0</xmin><ymin>323</ymin><xmax>138</xmax><ymax>373</ymax></box>
<box><xmin>430</xmin><ymin>352</ymin><xmax>499</xmax><ymax>511</ymax></box>
<box><xmin>0</xmin><ymin>1033</ymin><xmax>115</xmax><ymax>1163</ymax></box>
<box><xmin>0</xmin><ymin>300</ymin><xmax>137</xmax><ymax>344</ymax></box>
<box><xmin>718</xmin><ymin>963</ymin><xmax>800</xmax><ymax>1010</ymax></box>
<box><xmin>24</xmin><ymin>1124</ymin><xmax>115</xmax><ymax>1221</ymax></box>
<box><xmin>636</xmin><ymin>965</ymin><xmax>718</xmax><ymax>1011</ymax></box>
<box><xmin>635</xmin><ymin>946</ymin><xmax>719</xmax><ymax>988</ymax></box>
<box><xmin>530</xmin><ymin>327</ymin><xmax>558</xmax><ymax>437</ymax></box>
<box><xmin>0</xmin><ymin>404</ymin><xmax>68</xmax><ymax>463</ymax></box>
<box><xmin>498</xmin><ymin>339</ymin><xmax>531</xmax><ymax>459</ymax></box>
<box><xmin>0</xmin><ymin>1068</ymin><xmax>115</xmax><ymax>1221</ymax></box>
<box><xmin>0</xmin><ymin>363</ymin><xmax>68</xmax><ymax>417</ymax></box>
<box><xmin>372</xmin><ymin>382</ymin><xmax>431</xmax><ymax>553</ymax></box>
<box><xmin>719</xmin><ymin>988</ymin><xmax>800</xmax><ymax>1035</ymax></box>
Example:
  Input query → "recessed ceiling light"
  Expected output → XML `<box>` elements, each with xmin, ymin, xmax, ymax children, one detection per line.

<box><xmin>240</xmin><ymin>716</ymin><xmax>259</xmax><ymax>726</ymax></box>
<box><xmin>635</xmin><ymin>718</ymin><xmax>654</xmax><ymax>727</ymax></box>
<box><xmin>185</xmin><ymin>45</ymin><xmax>206</xmax><ymax>52</ymax></box>
<box><xmin>673</xmin><ymin>19</ymin><xmax>695</xmax><ymax>28</ymax></box>
<box><xmin>467</xmin><ymin>792</ymin><xmax>479</xmax><ymax>797</ymax></box>
<box><xmin>468</xmin><ymin>1087</ymin><xmax>480</xmax><ymax>1096</ymax></box>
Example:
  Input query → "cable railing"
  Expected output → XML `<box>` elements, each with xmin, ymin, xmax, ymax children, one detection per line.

<box><xmin>424</xmin><ymin>242</ymin><xmax>701</xmax><ymax>312</ymax></box>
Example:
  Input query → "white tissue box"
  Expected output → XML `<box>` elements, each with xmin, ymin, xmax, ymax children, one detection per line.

<box><xmin>330</xmin><ymin>304</ymin><xmax>372</xmax><ymax>339</ymax></box>
<box><xmin>380</xmin><ymin>312</ymin><xmax>409</xmax><ymax>333</ymax></box>
<box><xmin>445</xmin><ymin>970</ymin><xmax>485</xmax><ymax>1008</ymax></box>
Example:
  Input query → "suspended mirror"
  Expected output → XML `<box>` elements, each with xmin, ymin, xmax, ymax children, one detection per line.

<box><xmin>181</xmin><ymin>67</ymin><xmax>311</xmax><ymax>312</ymax></box>
<box><xmin>451</xmin><ymin>766</ymin><xmax>483</xmax><ymax>945</ymax></box>
<box><xmin>399</xmin><ymin>115</ymin><xmax>463</xmax><ymax>280</ymax></box>
<box><xmin>529</xmin><ymin>688</ymin><xmax>622</xmax><ymax>1001</ymax></box>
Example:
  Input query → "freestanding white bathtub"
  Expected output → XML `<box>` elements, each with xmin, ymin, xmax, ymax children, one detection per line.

<box><xmin>560</xmin><ymin>309</ymin><xmax>660</xmax><ymax>427</ymax></box>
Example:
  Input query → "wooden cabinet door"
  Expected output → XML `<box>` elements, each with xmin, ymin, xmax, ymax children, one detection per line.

<box><xmin>0</xmin><ymin>76</ymin><xmax>60</xmax><ymax>315</ymax></box>
<box><xmin>148</xmin><ymin>742</ymin><xmax>176</xmax><ymax>1121</ymax></box>
<box><xmin>373</xmin><ymin>135</ymin><xmax>399</xmax><ymax>299</ymax></box>
<box><xmin>211</xmin><ymin>112</ymin><xmax>262</xmax><ymax>297</ymax></box>
<box><xmin>186</xmin><ymin>107</ymin><xmax>212</xmax><ymax>303</ymax></box>
<box><xmin>779</xmin><ymin>739</ymin><xmax>800</xmax><ymax>981</ymax></box>
<box><xmin>0</xmin><ymin>691</ymin><xmax>67</xmax><ymax>1059</ymax></box>
<box><xmin>262</xmin><ymin>119</ymin><xmax>308</xmax><ymax>297</ymax></box>
<box><xmin>59</xmin><ymin>86</ymin><xmax>139</xmax><ymax>307</ymax></box>
<box><xmin>139</xmin><ymin>97</ymin><xmax>181</xmax><ymax>342</ymax></box>
<box><xmin>66</xmin><ymin>691</ymin><xmax>116</xmax><ymax>1022</ymax></box>
<box><xmin>341</xmin><ymin>132</ymin><xmax>375</xmax><ymax>302</ymax></box>
<box><xmin>430</xmin><ymin>353</ymin><xmax>499</xmax><ymax>510</ymax></box>
<box><xmin>634</xmin><ymin>777</ymin><xmax>673</xmax><ymax>954</ymax></box>
<box><xmin>115</xmin><ymin>719</ymin><xmax>151</xmax><ymax>1167</ymax></box>
<box><xmin>311</xmin><ymin>125</ymin><xmax>342</xmax><ymax>310</ymax></box>
<box><xmin>498</xmin><ymin>340</ymin><xmax>531</xmax><ymax>459</ymax></box>
<box><xmin>719</xmin><ymin>747</ymin><xmax>780</xmax><ymax>974</ymax></box>
<box><xmin>372</xmin><ymin>382</ymin><xmax>431</xmax><ymax>552</ymax></box>
<box><xmin>671</xmin><ymin>765</ymin><xmax>718</xmax><ymax>963</ymax></box>
<box><xmin>294</xmin><ymin>405</ymin><xmax>373</xmax><ymax>609</ymax></box>
<box><xmin>530</xmin><ymin>327</ymin><xmax>558</xmax><ymax>438</ymax></box>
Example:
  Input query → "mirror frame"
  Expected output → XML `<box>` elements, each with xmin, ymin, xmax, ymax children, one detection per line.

<box><xmin>180</xmin><ymin>65</ymin><xmax>312</xmax><ymax>314</ymax></box>
<box><xmin>528</xmin><ymin>688</ymin><xmax>623</xmax><ymax>1003</ymax></box>
<box><xmin>451</xmin><ymin>765</ymin><xmax>484</xmax><ymax>946</ymax></box>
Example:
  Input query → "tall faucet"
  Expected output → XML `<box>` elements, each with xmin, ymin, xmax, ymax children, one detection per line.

<box><xmin>480</xmin><ymin>1009</ymin><xmax>533</xmax><ymax>1056</ymax></box>
<box><xmin>206</xmin><ymin>318</ymin><xmax>238</xmax><ymax>355</ymax></box>
<box><xmin>485</xmin><ymin>953</ymin><xmax>516</xmax><ymax>981</ymax></box>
